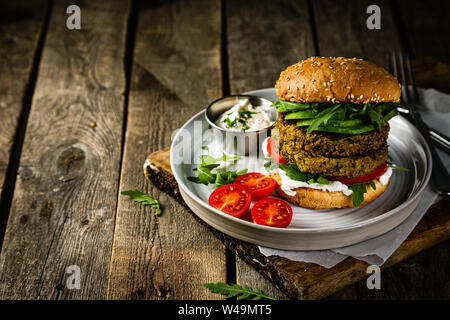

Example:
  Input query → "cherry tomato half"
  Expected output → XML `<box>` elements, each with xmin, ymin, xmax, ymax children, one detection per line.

<box><xmin>251</xmin><ymin>198</ymin><xmax>293</xmax><ymax>228</ymax></box>
<box><xmin>208</xmin><ymin>184</ymin><xmax>251</xmax><ymax>218</ymax></box>
<box><xmin>267</xmin><ymin>137</ymin><xmax>287</xmax><ymax>164</ymax></box>
<box><xmin>234</xmin><ymin>172</ymin><xmax>276</xmax><ymax>200</ymax></box>
<box><xmin>327</xmin><ymin>162</ymin><xmax>388</xmax><ymax>185</ymax></box>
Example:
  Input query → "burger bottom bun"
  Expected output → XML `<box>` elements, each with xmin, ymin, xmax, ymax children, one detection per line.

<box><xmin>270</xmin><ymin>174</ymin><xmax>390</xmax><ymax>210</ymax></box>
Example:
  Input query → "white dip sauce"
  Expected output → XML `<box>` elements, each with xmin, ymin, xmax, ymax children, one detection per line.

<box><xmin>215</xmin><ymin>98</ymin><xmax>276</xmax><ymax>132</ymax></box>
<box><xmin>261</xmin><ymin>137</ymin><xmax>392</xmax><ymax>196</ymax></box>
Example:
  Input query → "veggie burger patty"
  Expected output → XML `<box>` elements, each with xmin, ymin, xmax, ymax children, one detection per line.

<box><xmin>274</xmin><ymin>113</ymin><xmax>390</xmax><ymax>158</ymax></box>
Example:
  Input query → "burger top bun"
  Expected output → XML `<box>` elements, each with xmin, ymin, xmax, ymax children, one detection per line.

<box><xmin>275</xmin><ymin>57</ymin><xmax>401</xmax><ymax>104</ymax></box>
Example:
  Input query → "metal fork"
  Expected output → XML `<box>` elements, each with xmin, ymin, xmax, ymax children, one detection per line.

<box><xmin>387</xmin><ymin>55</ymin><xmax>450</xmax><ymax>154</ymax></box>
<box><xmin>389</xmin><ymin>51</ymin><xmax>450</xmax><ymax>196</ymax></box>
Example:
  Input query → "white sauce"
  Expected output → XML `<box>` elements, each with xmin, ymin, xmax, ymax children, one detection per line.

<box><xmin>261</xmin><ymin>137</ymin><xmax>392</xmax><ymax>196</ymax></box>
<box><xmin>215</xmin><ymin>98</ymin><xmax>275</xmax><ymax>132</ymax></box>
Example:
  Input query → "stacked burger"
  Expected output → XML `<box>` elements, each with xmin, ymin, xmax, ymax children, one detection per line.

<box><xmin>267</xmin><ymin>57</ymin><xmax>401</xmax><ymax>209</ymax></box>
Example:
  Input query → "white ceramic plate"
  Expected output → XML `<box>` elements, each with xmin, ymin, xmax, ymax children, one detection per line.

<box><xmin>170</xmin><ymin>88</ymin><xmax>432</xmax><ymax>250</ymax></box>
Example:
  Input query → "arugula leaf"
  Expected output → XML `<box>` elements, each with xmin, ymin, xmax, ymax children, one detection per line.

<box><xmin>348</xmin><ymin>184</ymin><xmax>367</xmax><ymax>207</ymax></box>
<box><xmin>306</xmin><ymin>104</ymin><xmax>342</xmax><ymax>133</ymax></box>
<box><xmin>203</xmin><ymin>282</ymin><xmax>276</xmax><ymax>300</ymax></box>
<box><xmin>188</xmin><ymin>149</ymin><xmax>246</xmax><ymax>188</ymax></box>
<box><xmin>387</xmin><ymin>155</ymin><xmax>410</xmax><ymax>172</ymax></box>
<box><xmin>368</xmin><ymin>106</ymin><xmax>383</xmax><ymax>130</ymax></box>
<box><xmin>264</xmin><ymin>157</ymin><xmax>277</xmax><ymax>171</ymax></box>
<box><xmin>214</xmin><ymin>169</ymin><xmax>248</xmax><ymax>189</ymax></box>
<box><xmin>273</xmin><ymin>100</ymin><xmax>311</xmax><ymax>112</ymax></box>
<box><xmin>279</xmin><ymin>163</ymin><xmax>307</xmax><ymax>181</ymax></box>
<box><xmin>121</xmin><ymin>190</ymin><xmax>160</xmax><ymax>216</ymax></box>
<box><xmin>387</xmin><ymin>164</ymin><xmax>411</xmax><ymax>172</ymax></box>
<box><xmin>316</xmin><ymin>175</ymin><xmax>330</xmax><ymax>185</ymax></box>
<box><xmin>279</xmin><ymin>163</ymin><xmax>329</xmax><ymax>185</ymax></box>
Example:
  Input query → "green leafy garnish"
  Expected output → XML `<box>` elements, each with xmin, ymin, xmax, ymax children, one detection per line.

<box><xmin>264</xmin><ymin>157</ymin><xmax>277</xmax><ymax>171</ymax></box>
<box><xmin>387</xmin><ymin>164</ymin><xmax>410</xmax><ymax>172</ymax></box>
<box><xmin>238</xmin><ymin>109</ymin><xmax>258</xmax><ymax>119</ymax></box>
<box><xmin>215</xmin><ymin>169</ymin><xmax>248</xmax><ymax>189</ymax></box>
<box><xmin>203</xmin><ymin>282</ymin><xmax>276</xmax><ymax>300</ymax></box>
<box><xmin>188</xmin><ymin>148</ymin><xmax>246</xmax><ymax>188</ymax></box>
<box><xmin>306</xmin><ymin>104</ymin><xmax>342</xmax><ymax>133</ymax></box>
<box><xmin>369</xmin><ymin>181</ymin><xmax>377</xmax><ymax>191</ymax></box>
<box><xmin>121</xmin><ymin>190</ymin><xmax>160</xmax><ymax>216</ymax></box>
<box><xmin>272</xmin><ymin>99</ymin><xmax>399</xmax><ymax>134</ymax></box>
<box><xmin>387</xmin><ymin>155</ymin><xmax>410</xmax><ymax>172</ymax></box>
<box><xmin>348</xmin><ymin>184</ymin><xmax>367</xmax><ymax>207</ymax></box>
<box><xmin>279</xmin><ymin>163</ymin><xmax>329</xmax><ymax>185</ymax></box>
<box><xmin>223</xmin><ymin>116</ymin><xmax>239</xmax><ymax>129</ymax></box>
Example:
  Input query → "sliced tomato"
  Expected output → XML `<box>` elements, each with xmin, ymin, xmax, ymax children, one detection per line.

<box><xmin>208</xmin><ymin>184</ymin><xmax>251</xmax><ymax>218</ymax></box>
<box><xmin>234</xmin><ymin>173</ymin><xmax>276</xmax><ymax>200</ymax></box>
<box><xmin>251</xmin><ymin>198</ymin><xmax>293</xmax><ymax>228</ymax></box>
<box><xmin>327</xmin><ymin>162</ymin><xmax>388</xmax><ymax>185</ymax></box>
<box><xmin>267</xmin><ymin>137</ymin><xmax>287</xmax><ymax>164</ymax></box>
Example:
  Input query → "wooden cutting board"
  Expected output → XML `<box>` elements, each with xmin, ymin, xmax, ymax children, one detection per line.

<box><xmin>144</xmin><ymin>147</ymin><xmax>450</xmax><ymax>299</ymax></box>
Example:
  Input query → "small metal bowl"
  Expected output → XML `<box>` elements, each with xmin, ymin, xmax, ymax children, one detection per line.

<box><xmin>205</xmin><ymin>95</ymin><xmax>277</xmax><ymax>156</ymax></box>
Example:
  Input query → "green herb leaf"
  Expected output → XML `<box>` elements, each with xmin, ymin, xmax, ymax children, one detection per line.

<box><xmin>387</xmin><ymin>154</ymin><xmax>410</xmax><ymax>172</ymax></box>
<box><xmin>274</xmin><ymin>100</ymin><xmax>311</xmax><ymax>112</ymax></box>
<box><xmin>238</xmin><ymin>109</ymin><xmax>258</xmax><ymax>119</ymax></box>
<box><xmin>203</xmin><ymin>282</ymin><xmax>276</xmax><ymax>300</ymax></box>
<box><xmin>279</xmin><ymin>163</ymin><xmax>328</xmax><ymax>184</ymax></box>
<box><xmin>369</xmin><ymin>181</ymin><xmax>376</xmax><ymax>190</ymax></box>
<box><xmin>387</xmin><ymin>164</ymin><xmax>411</xmax><ymax>172</ymax></box>
<box><xmin>264</xmin><ymin>158</ymin><xmax>277</xmax><ymax>171</ymax></box>
<box><xmin>121</xmin><ymin>190</ymin><xmax>160</xmax><ymax>216</ymax></box>
<box><xmin>214</xmin><ymin>169</ymin><xmax>248</xmax><ymax>189</ymax></box>
<box><xmin>306</xmin><ymin>104</ymin><xmax>342</xmax><ymax>133</ymax></box>
<box><xmin>316</xmin><ymin>175</ymin><xmax>330</xmax><ymax>185</ymax></box>
<box><xmin>279</xmin><ymin>163</ymin><xmax>307</xmax><ymax>181</ymax></box>
<box><xmin>348</xmin><ymin>184</ymin><xmax>367</xmax><ymax>207</ymax></box>
<box><xmin>188</xmin><ymin>148</ymin><xmax>245</xmax><ymax>187</ymax></box>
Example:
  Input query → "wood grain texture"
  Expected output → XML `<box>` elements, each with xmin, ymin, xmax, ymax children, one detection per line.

<box><xmin>0</xmin><ymin>0</ymin><xmax>47</xmax><ymax>204</ymax></box>
<box><xmin>312</xmin><ymin>0</ymin><xmax>402</xmax><ymax>66</ymax></box>
<box><xmin>0</xmin><ymin>0</ymin><xmax>130</xmax><ymax>299</ymax></box>
<box><xmin>143</xmin><ymin>149</ymin><xmax>450</xmax><ymax>299</ymax></box>
<box><xmin>106</xmin><ymin>0</ymin><xmax>227</xmax><ymax>300</ymax></box>
<box><xmin>226</xmin><ymin>0</ymin><xmax>316</xmax><ymax>94</ymax></box>
<box><xmin>396</xmin><ymin>0</ymin><xmax>450</xmax><ymax>63</ymax></box>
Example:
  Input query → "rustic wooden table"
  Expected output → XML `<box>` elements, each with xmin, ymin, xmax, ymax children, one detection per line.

<box><xmin>0</xmin><ymin>0</ymin><xmax>449</xmax><ymax>300</ymax></box>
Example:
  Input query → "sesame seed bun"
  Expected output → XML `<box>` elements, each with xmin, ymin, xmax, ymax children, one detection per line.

<box><xmin>270</xmin><ymin>173</ymin><xmax>390</xmax><ymax>210</ymax></box>
<box><xmin>275</xmin><ymin>57</ymin><xmax>401</xmax><ymax>104</ymax></box>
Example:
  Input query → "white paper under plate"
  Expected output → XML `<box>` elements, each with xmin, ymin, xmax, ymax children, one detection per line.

<box><xmin>170</xmin><ymin>88</ymin><xmax>431</xmax><ymax>250</ymax></box>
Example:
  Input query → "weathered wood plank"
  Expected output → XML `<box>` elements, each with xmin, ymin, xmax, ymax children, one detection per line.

<box><xmin>0</xmin><ymin>0</ymin><xmax>48</xmax><ymax>217</ymax></box>
<box><xmin>143</xmin><ymin>148</ymin><xmax>450</xmax><ymax>299</ymax></box>
<box><xmin>227</xmin><ymin>0</ymin><xmax>317</xmax><ymax>94</ymax></box>
<box><xmin>106</xmin><ymin>0</ymin><xmax>227</xmax><ymax>299</ymax></box>
<box><xmin>226</xmin><ymin>0</ymin><xmax>316</xmax><ymax>299</ymax></box>
<box><xmin>396</xmin><ymin>0</ymin><xmax>450</xmax><ymax>63</ymax></box>
<box><xmin>0</xmin><ymin>0</ymin><xmax>130</xmax><ymax>299</ymax></box>
<box><xmin>312</xmin><ymin>0</ymin><xmax>402</xmax><ymax>66</ymax></box>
